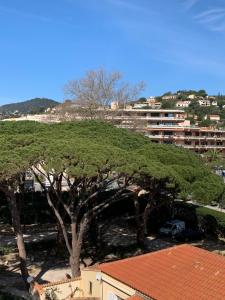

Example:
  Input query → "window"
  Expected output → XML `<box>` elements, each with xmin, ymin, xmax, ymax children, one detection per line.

<box><xmin>151</xmin><ymin>112</ymin><xmax>160</xmax><ymax>117</ymax></box>
<box><xmin>201</xmin><ymin>132</ymin><xmax>208</xmax><ymax>137</ymax></box>
<box><xmin>89</xmin><ymin>281</ymin><xmax>92</xmax><ymax>295</ymax></box>
<box><xmin>164</xmin><ymin>113</ymin><xmax>174</xmax><ymax>117</ymax></box>
<box><xmin>108</xmin><ymin>292</ymin><xmax>123</xmax><ymax>300</ymax></box>
<box><xmin>185</xmin><ymin>131</ymin><xmax>192</xmax><ymax>136</ymax></box>
<box><xmin>164</xmin><ymin>131</ymin><xmax>173</xmax><ymax>136</ymax></box>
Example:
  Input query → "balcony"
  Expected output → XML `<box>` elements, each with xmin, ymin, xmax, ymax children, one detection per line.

<box><xmin>145</xmin><ymin>134</ymin><xmax>225</xmax><ymax>141</ymax></box>
<box><xmin>110</xmin><ymin>116</ymin><xmax>185</xmax><ymax>122</ymax></box>
<box><xmin>182</xmin><ymin>145</ymin><xmax>225</xmax><ymax>149</ymax></box>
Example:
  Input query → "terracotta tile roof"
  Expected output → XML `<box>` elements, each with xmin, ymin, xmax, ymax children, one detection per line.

<box><xmin>99</xmin><ymin>244</ymin><xmax>225</xmax><ymax>300</ymax></box>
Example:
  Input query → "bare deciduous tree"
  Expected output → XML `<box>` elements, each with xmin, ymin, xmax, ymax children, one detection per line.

<box><xmin>64</xmin><ymin>68</ymin><xmax>145</xmax><ymax>118</ymax></box>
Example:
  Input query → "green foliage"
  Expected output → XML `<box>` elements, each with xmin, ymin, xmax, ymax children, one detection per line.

<box><xmin>0</xmin><ymin>246</ymin><xmax>15</xmax><ymax>255</ymax></box>
<box><xmin>0</xmin><ymin>120</ymin><xmax>223</xmax><ymax>204</ymax></box>
<box><xmin>162</xmin><ymin>91</ymin><xmax>172</xmax><ymax>96</ymax></box>
<box><xmin>137</xmin><ymin>97</ymin><xmax>147</xmax><ymax>103</ymax></box>
<box><xmin>161</xmin><ymin>99</ymin><xmax>177</xmax><ymax>109</ymax></box>
<box><xmin>177</xmin><ymin>89</ymin><xmax>207</xmax><ymax>97</ymax></box>
<box><xmin>198</xmin><ymin>119</ymin><xmax>213</xmax><ymax>127</ymax></box>
<box><xmin>196</xmin><ymin>206</ymin><xmax>225</xmax><ymax>227</ymax></box>
<box><xmin>191</xmin><ymin>174</ymin><xmax>224</xmax><ymax>204</ymax></box>
<box><xmin>186</xmin><ymin>100</ymin><xmax>220</xmax><ymax>124</ymax></box>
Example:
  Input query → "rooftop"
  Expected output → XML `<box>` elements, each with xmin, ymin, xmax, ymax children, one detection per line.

<box><xmin>99</xmin><ymin>244</ymin><xmax>225</xmax><ymax>300</ymax></box>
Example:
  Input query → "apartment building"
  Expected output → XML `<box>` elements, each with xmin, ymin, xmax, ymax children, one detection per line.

<box><xmin>146</xmin><ymin>126</ymin><xmax>225</xmax><ymax>152</ymax></box>
<box><xmin>110</xmin><ymin>108</ymin><xmax>225</xmax><ymax>154</ymax></box>
<box><xmin>111</xmin><ymin>109</ymin><xmax>185</xmax><ymax>129</ymax></box>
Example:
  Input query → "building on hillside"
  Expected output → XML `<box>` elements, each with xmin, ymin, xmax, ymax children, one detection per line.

<box><xmin>146</xmin><ymin>97</ymin><xmax>156</xmax><ymax>103</ymax></box>
<box><xmin>109</xmin><ymin>109</ymin><xmax>185</xmax><ymax>129</ymax></box>
<box><xmin>198</xmin><ymin>99</ymin><xmax>211</xmax><ymax>106</ymax></box>
<box><xmin>133</xmin><ymin>103</ymin><xmax>149</xmax><ymax>109</ymax></box>
<box><xmin>145</xmin><ymin>126</ymin><xmax>225</xmax><ymax>153</ymax></box>
<box><xmin>111</xmin><ymin>101</ymin><xmax>119</xmax><ymax>110</ymax></box>
<box><xmin>208</xmin><ymin>115</ymin><xmax>221</xmax><ymax>122</ymax></box>
<box><xmin>176</xmin><ymin>100</ymin><xmax>191</xmax><ymax>108</ymax></box>
<box><xmin>148</xmin><ymin>102</ymin><xmax>162</xmax><ymax>109</ymax></box>
<box><xmin>211</xmin><ymin>100</ymin><xmax>218</xmax><ymax>106</ymax></box>
<box><xmin>32</xmin><ymin>245</ymin><xmax>225</xmax><ymax>300</ymax></box>
<box><xmin>108</xmin><ymin>108</ymin><xmax>225</xmax><ymax>154</ymax></box>
<box><xmin>162</xmin><ymin>94</ymin><xmax>177</xmax><ymax>100</ymax></box>
<box><xmin>187</xmin><ymin>94</ymin><xmax>196</xmax><ymax>100</ymax></box>
<box><xmin>146</xmin><ymin>98</ymin><xmax>162</xmax><ymax>109</ymax></box>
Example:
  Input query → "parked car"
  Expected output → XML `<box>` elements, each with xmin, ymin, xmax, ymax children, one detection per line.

<box><xmin>174</xmin><ymin>228</ymin><xmax>204</xmax><ymax>242</ymax></box>
<box><xmin>159</xmin><ymin>220</ymin><xmax>185</xmax><ymax>237</ymax></box>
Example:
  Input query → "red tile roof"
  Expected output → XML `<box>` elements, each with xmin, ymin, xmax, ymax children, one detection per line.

<box><xmin>99</xmin><ymin>245</ymin><xmax>225</xmax><ymax>300</ymax></box>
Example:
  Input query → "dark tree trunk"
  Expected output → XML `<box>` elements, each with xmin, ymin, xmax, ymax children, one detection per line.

<box><xmin>70</xmin><ymin>219</ymin><xmax>87</xmax><ymax>278</ymax></box>
<box><xmin>143</xmin><ymin>202</ymin><xmax>151</xmax><ymax>235</ymax></box>
<box><xmin>134</xmin><ymin>196</ymin><xmax>145</xmax><ymax>246</ymax></box>
<box><xmin>7</xmin><ymin>188</ymin><xmax>29</xmax><ymax>288</ymax></box>
<box><xmin>54</xmin><ymin>217</ymin><xmax>66</xmax><ymax>255</ymax></box>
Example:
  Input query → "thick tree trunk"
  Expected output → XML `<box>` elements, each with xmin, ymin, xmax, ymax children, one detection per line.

<box><xmin>134</xmin><ymin>197</ymin><xmax>145</xmax><ymax>246</ymax></box>
<box><xmin>7</xmin><ymin>188</ymin><xmax>29</xmax><ymax>287</ymax></box>
<box><xmin>70</xmin><ymin>251</ymin><xmax>81</xmax><ymax>278</ymax></box>
<box><xmin>16</xmin><ymin>233</ymin><xmax>29</xmax><ymax>281</ymax></box>
<box><xmin>56</xmin><ymin>221</ymin><xmax>65</xmax><ymax>248</ymax></box>
<box><xmin>70</xmin><ymin>219</ymin><xmax>87</xmax><ymax>278</ymax></box>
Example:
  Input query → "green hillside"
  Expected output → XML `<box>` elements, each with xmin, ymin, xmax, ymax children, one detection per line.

<box><xmin>0</xmin><ymin>98</ymin><xmax>59</xmax><ymax>114</ymax></box>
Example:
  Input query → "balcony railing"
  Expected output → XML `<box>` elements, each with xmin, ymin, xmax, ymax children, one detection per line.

<box><xmin>107</xmin><ymin>116</ymin><xmax>185</xmax><ymax>121</ymax></box>
<box><xmin>182</xmin><ymin>145</ymin><xmax>225</xmax><ymax>149</ymax></box>
<box><xmin>145</xmin><ymin>134</ymin><xmax>225</xmax><ymax>140</ymax></box>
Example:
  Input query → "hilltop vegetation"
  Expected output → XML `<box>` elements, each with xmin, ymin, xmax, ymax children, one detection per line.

<box><xmin>0</xmin><ymin>98</ymin><xmax>59</xmax><ymax>115</ymax></box>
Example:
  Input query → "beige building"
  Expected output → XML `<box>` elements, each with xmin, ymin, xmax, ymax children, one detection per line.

<box><xmin>176</xmin><ymin>100</ymin><xmax>191</xmax><ymax>108</ymax></box>
<box><xmin>146</xmin><ymin>126</ymin><xmax>225</xmax><ymax>152</ymax></box>
<box><xmin>161</xmin><ymin>94</ymin><xmax>177</xmax><ymax>100</ymax></box>
<box><xmin>209</xmin><ymin>114</ymin><xmax>220</xmax><ymax>122</ymax></box>
<box><xmin>187</xmin><ymin>94</ymin><xmax>196</xmax><ymax>100</ymax></box>
<box><xmin>108</xmin><ymin>108</ymin><xmax>225</xmax><ymax>154</ymax></box>
<box><xmin>198</xmin><ymin>99</ymin><xmax>211</xmax><ymax>106</ymax></box>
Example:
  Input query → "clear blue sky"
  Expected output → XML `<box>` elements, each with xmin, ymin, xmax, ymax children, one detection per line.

<box><xmin>0</xmin><ymin>0</ymin><xmax>225</xmax><ymax>104</ymax></box>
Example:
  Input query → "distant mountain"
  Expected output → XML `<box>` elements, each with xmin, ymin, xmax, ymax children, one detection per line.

<box><xmin>0</xmin><ymin>98</ymin><xmax>59</xmax><ymax>114</ymax></box>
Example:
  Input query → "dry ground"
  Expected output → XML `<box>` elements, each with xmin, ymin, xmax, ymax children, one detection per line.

<box><xmin>1</xmin><ymin>222</ymin><xmax>225</xmax><ymax>297</ymax></box>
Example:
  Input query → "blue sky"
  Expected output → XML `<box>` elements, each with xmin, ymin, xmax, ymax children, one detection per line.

<box><xmin>0</xmin><ymin>0</ymin><xmax>225</xmax><ymax>104</ymax></box>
